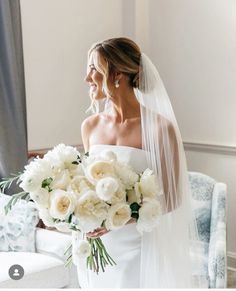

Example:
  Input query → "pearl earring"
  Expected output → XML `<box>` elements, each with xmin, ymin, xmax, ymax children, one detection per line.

<box><xmin>115</xmin><ymin>79</ymin><xmax>120</xmax><ymax>88</ymax></box>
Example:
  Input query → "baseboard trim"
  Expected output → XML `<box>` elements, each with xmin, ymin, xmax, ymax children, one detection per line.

<box><xmin>228</xmin><ymin>252</ymin><xmax>236</xmax><ymax>269</ymax></box>
<box><xmin>184</xmin><ymin>141</ymin><xmax>236</xmax><ymax>156</ymax></box>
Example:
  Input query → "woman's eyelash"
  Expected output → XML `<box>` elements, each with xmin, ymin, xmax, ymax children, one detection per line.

<box><xmin>89</xmin><ymin>65</ymin><xmax>96</xmax><ymax>71</ymax></box>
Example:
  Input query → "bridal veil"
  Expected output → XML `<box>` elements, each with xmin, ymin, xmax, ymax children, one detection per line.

<box><xmin>134</xmin><ymin>53</ymin><xmax>203</xmax><ymax>288</ymax></box>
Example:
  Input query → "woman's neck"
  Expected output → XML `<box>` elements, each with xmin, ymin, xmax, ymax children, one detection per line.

<box><xmin>108</xmin><ymin>87</ymin><xmax>141</xmax><ymax>123</ymax></box>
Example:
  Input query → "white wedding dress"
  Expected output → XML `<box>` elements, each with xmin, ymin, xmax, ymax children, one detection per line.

<box><xmin>77</xmin><ymin>144</ymin><xmax>148</xmax><ymax>289</ymax></box>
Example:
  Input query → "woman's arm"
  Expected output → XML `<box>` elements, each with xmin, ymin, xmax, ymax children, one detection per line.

<box><xmin>81</xmin><ymin>118</ymin><xmax>91</xmax><ymax>152</ymax></box>
<box><xmin>158</xmin><ymin>118</ymin><xmax>180</xmax><ymax>213</ymax></box>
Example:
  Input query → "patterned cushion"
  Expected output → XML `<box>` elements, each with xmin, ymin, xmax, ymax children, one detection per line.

<box><xmin>188</xmin><ymin>172</ymin><xmax>227</xmax><ymax>288</ymax></box>
<box><xmin>0</xmin><ymin>194</ymin><xmax>39</xmax><ymax>252</ymax></box>
<box><xmin>208</xmin><ymin>183</ymin><xmax>227</xmax><ymax>288</ymax></box>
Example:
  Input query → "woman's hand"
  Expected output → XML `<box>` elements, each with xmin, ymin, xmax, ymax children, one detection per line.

<box><xmin>87</xmin><ymin>227</ymin><xmax>110</xmax><ymax>238</ymax></box>
<box><xmin>87</xmin><ymin>218</ymin><xmax>136</xmax><ymax>238</ymax></box>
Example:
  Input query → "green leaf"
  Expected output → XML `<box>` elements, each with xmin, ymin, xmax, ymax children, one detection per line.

<box><xmin>130</xmin><ymin>202</ymin><xmax>141</xmax><ymax>220</ymax></box>
<box><xmin>0</xmin><ymin>173</ymin><xmax>22</xmax><ymax>193</ymax></box>
<box><xmin>130</xmin><ymin>202</ymin><xmax>141</xmax><ymax>212</ymax></box>
<box><xmin>131</xmin><ymin>212</ymin><xmax>139</xmax><ymax>220</ymax></box>
<box><xmin>41</xmin><ymin>177</ymin><xmax>53</xmax><ymax>189</ymax></box>
<box><xmin>4</xmin><ymin>191</ymin><xmax>30</xmax><ymax>214</ymax></box>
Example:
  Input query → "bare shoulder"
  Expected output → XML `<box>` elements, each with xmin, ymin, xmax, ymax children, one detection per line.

<box><xmin>81</xmin><ymin>114</ymin><xmax>100</xmax><ymax>131</ymax></box>
<box><xmin>157</xmin><ymin>114</ymin><xmax>174</xmax><ymax>129</ymax></box>
<box><xmin>157</xmin><ymin>114</ymin><xmax>177</xmax><ymax>140</ymax></box>
<box><xmin>81</xmin><ymin>114</ymin><xmax>101</xmax><ymax>152</ymax></box>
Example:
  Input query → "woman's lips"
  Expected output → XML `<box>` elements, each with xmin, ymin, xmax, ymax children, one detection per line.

<box><xmin>90</xmin><ymin>84</ymin><xmax>97</xmax><ymax>92</ymax></box>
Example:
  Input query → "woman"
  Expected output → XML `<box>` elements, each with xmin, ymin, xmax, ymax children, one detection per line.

<box><xmin>79</xmin><ymin>37</ymin><xmax>201</xmax><ymax>288</ymax></box>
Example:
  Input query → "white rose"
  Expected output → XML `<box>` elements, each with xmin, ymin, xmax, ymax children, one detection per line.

<box><xmin>67</xmin><ymin>176</ymin><xmax>92</xmax><ymax>195</ymax></box>
<box><xmin>96</xmin><ymin>177</ymin><xmax>119</xmax><ymax>201</ymax></box>
<box><xmin>108</xmin><ymin>186</ymin><xmax>126</xmax><ymax>204</ymax></box>
<box><xmin>30</xmin><ymin>188</ymin><xmax>50</xmax><ymax>208</ymax></box>
<box><xmin>86</xmin><ymin>161</ymin><xmax>115</xmax><ymax>185</ymax></box>
<box><xmin>51</xmin><ymin>169</ymin><xmax>71</xmax><ymax>190</ymax></box>
<box><xmin>136</xmin><ymin>198</ymin><xmax>162</xmax><ymax>234</ymax></box>
<box><xmin>49</xmin><ymin>189</ymin><xmax>76</xmax><ymax>220</ymax></box>
<box><xmin>105</xmin><ymin>203</ymin><xmax>131</xmax><ymax>230</ymax></box>
<box><xmin>74</xmin><ymin>190</ymin><xmax>107</xmax><ymax>232</ymax></box>
<box><xmin>99</xmin><ymin>150</ymin><xmax>117</xmax><ymax>162</ymax></box>
<box><xmin>114</xmin><ymin>163</ymin><xmax>139</xmax><ymax>189</ymax></box>
<box><xmin>127</xmin><ymin>188</ymin><xmax>140</xmax><ymax>204</ymax></box>
<box><xmin>139</xmin><ymin>169</ymin><xmax>160</xmax><ymax>198</ymax></box>
<box><xmin>20</xmin><ymin>158</ymin><xmax>52</xmax><ymax>192</ymax></box>
<box><xmin>134</xmin><ymin>182</ymin><xmax>142</xmax><ymax>203</ymax></box>
<box><xmin>72</xmin><ymin>240</ymin><xmax>91</xmax><ymax>265</ymax></box>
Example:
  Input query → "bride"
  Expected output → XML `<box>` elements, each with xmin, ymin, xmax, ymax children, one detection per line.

<box><xmin>78</xmin><ymin>37</ymin><xmax>202</xmax><ymax>288</ymax></box>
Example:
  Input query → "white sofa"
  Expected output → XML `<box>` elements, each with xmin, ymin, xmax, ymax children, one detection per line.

<box><xmin>0</xmin><ymin>227</ymin><xmax>79</xmax><ymax>288</ymax></box>
<box><xmin>0</xmin><ymin>192</ymin><xmax>79</xmax><ymax>288</ymax></box>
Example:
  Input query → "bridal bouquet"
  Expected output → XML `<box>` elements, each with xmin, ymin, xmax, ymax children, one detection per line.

<box><xmin>0</xmin><ymin>144</ymin><xmax>162</xmax><ymax>273</ymax></box>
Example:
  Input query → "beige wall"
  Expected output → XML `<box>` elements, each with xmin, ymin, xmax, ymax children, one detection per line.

<box><xmin>142</xmin><ymin>0</ymin><xmax>236</xmax><ymax>258</ymax></box>
<box><xmin>147</xmin><ymin>0</ymin><xmax>236</xmax><ymax>146</ymax></box>
<box><xmin>20</xmin><ymin>0</ymin><xmax>125</xmax><ymax>150</ymax></box>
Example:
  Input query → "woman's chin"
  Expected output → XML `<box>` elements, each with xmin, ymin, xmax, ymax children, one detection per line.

<box><xmin>90</xmin><ymin>92</ymin><xmax>106</xmax><ymax>101</ymax></box>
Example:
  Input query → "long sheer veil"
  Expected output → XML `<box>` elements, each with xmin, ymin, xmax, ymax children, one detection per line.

<box><xmin>134</xmin><ymin>53</ymin><xmax>203</xmax><ymax>288</ymax></box>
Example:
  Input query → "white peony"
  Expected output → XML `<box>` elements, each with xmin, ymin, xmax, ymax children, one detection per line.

<box><xmin>74</xmin><ymin>190</ymin><xmax>107</xmax><ymax>232</ymax></box>
<box><xmin>105</xmin><ymin>203</ymin><xmax>131</xmax><ymax>230</ymax></box>
<box><xmin>96</xmin><ymin>177</ymin><xmax>119</xmax><ymax>201</ymax></box>
<box><xmin>49</xmin><ymin>189</ymin><xmax>76</xmax><ymax>220</ymax></box>
<box><xmin>67</xmin><ymin>176</ymin><xmax>92</xmax><ymax>196</ymax></box>
<box><xmin>20</xmin><ymin>158</ymin><xmax>52</xmax><ymax>192</ymax></box>
<box><xmin>85</xmin><ymin>161</ymin><xmax>115</xmax><ymax>185</ymax></box>
<box><xmin>114</xmin><ymin>163</ymin><xmax>139</xmax><ymax>189</ymax></box>
<box><xmin>136</xmin><ymin>198</ymin><xmax>162</xmax><ymax>234</ymax></box>
<box><xmin>30</xmin><ymin>188</ymin><xmax>50</xmax><ymax>208</ymax></box>
<box><xmin>44</xmin><ymin>144</ymin><xmax>80</xmax><ymax>170</ymax></box>
<box><xmin>51</xmin><ymin>169</ymin><xmax>71</xmax><ymax>190</ymax></box>
<box><xmin>69</xmin><ymin>163</ymin><xmax>84</xmax><ymax>177</ymax></box>
<box><xmin>139</xmin><ymin>168</ymin><xmax>160</xmax><ymax>198</ymax></box>
<box><xmin>72</xmin><ymin>239</ymin><xmax>91</xmax><ymax>265</ymax></box>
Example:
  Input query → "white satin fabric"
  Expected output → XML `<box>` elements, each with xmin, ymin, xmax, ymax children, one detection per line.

<box><xmin>77</xmin><ymin>144</ymin><xmax>148</xmax><ymax>288</ymax></box>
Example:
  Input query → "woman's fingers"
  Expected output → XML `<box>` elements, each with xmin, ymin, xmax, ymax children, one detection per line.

<box><xmin>87</xmin><ymin>227</ymin><xmax>109</xmax><ymax>238</ymax></box>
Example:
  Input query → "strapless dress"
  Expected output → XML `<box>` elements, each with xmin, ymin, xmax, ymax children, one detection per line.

<box><xmin>77</xmin><ymin>144</ymin><xmax>148</xmax><ymax>288</ymax></box>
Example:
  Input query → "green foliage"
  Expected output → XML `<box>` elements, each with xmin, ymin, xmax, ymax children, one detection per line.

<box><xmin>0</xmin><ymin>173</ymin><xmax>22</xmax><ymax>193</ymax></box>
<box><xmin>4</xmin><ymin>191</ymin><xmax>30</xmax><ymax>214</ymax></box>
<box><xmin>130</xmin><ymin>202</ymin><xmax>141</xmax><ymax>220</ymax></box>
<box><xmin>41</xmin><ymin>177</ymin><xmax>53</xmax><ymax>192</ymax></box>
<box><xmin>87</xmin><ymin>238</ymin><xmax>116</xmax><ymax>273</ymax></box>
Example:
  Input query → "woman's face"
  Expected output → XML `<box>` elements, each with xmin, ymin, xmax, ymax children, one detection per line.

<box><xmin>85</xmin><ymin>52</ymin><xmax>105</xmax><ymax>100</ymax></box>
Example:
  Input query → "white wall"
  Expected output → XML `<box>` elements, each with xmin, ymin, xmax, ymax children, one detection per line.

<box><xmin>20</xmin><ymin>0</ymin><xmax>125</xmax><ymax>150</ymax></box>
<box><xmin>141</xmin><ymin>0</ymin><xmax>236</xmax><ymax>257</ymax></box>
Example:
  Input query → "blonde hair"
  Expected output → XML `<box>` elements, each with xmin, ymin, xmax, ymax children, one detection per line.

<box><xmin>86</xmin><ymin>37</ymin><xmax>141</xmax><ymax>113</ymax></box>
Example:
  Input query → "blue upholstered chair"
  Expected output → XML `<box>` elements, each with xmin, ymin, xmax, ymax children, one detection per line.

<box><xmin>189</xmin><ymin>171</ymin><xmax>227</xmax><ymax>288</ymax></box>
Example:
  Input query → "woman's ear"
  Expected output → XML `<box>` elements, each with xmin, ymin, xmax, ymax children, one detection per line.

<box><xmin>114</xmin><ymin>71</ymin><xmax>123</xmax><ymax>82</ymax></box>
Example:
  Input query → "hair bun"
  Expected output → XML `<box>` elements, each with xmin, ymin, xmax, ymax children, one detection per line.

<box><xmin>132</xmin><ymin>72</ymin><xmax>140</xmax><ymax>88</ymax></box>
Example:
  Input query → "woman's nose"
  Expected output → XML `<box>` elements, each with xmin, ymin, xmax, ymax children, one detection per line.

<box><xmin>84</xmin><ymin>72</ymin><xmax>92</xmax><ymax>83</ymax></box>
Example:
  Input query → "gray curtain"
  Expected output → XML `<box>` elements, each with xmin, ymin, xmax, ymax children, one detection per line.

<box><xmin>0</xmin><ymin>0</ymin><xmax>28</xmax><ymax>194</ymax></box>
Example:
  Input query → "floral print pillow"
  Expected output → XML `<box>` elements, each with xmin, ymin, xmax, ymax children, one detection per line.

<box><xmin>0</xmin><ymin>194</ymin><xmax>39</xmax><ymax>252</ymax></box>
